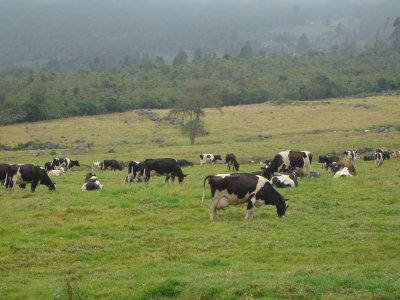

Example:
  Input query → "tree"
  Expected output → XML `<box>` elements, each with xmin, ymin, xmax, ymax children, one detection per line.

<box><xmin>296</xmin><ymin>33</ymin><xmax>312</xmax><ymax>54</ymax></box>
<box><xmin>238</xmin><ymin>41</ymin><xmax>253</xmax><ymax>59</ymax></box>
<box><xmin>390</xmin><ymin>17</ymin><xmax>400</xmax><ymax>52</ymax></box>
<box><xmin>169</xmin><ymin>80</ymin><xmax>222</xmax><ymax>144</ymax></box>
<box><xmin>172</xmin><ymin>50</ymin><xmax>188</xmax><ymax>67</ymax></box>
<box><xmin>192</xmin><ymin>48</ymin><xmax>203</xmax><ymax>64</ymax></box>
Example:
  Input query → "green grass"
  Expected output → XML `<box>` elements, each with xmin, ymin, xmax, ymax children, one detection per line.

<box><xmin>0</xmin><ymin>96</ymin><xmax>400</xmax><ymax>299</ymax></box>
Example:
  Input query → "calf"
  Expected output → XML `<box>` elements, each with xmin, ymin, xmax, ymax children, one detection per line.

<box><xmin>81</xmin><ymin>173</ymin><xmax>103</xmax><ymax>191</ymax></box>
<box><xmin>203</xmin><ymin>173</ymin><xmax>288</xmax><ymax>220</ymax></box>
<box><xmin>125</xmin><ymin>161</ymin><xmax>144</xmax><ymax>183</ymax></box>
<box><xmin>199</xmin><ymin>154</ymin><xmax>222</xmax><ymax>165</ymax></box>
<box><xmin>143</xmin><ymin>158</ymin><xmax>187</xmax><ymax>183</ymax></box>
<box><xmin>271</xmin><ymin>172</ymin><xmax>298</xmax><ymax>188</ymax></box>
<box><xmin>102</xmin><ymin>159</ymin><xmax>123</xmax><ymax>171</ymax></box>
<box><xmin>225</xmin><ymin>153</ymin><xmax>240</xmax><ymax>171</ymax></box>
<box><xmin>5</xmin><ymin>164</ymin><xmax>56</xmax><ymax>192</ymax></box>
<box><xmin>263</xmin><ymin>150</ymin><xmax>312</xmax><ymax>180</ymax></box>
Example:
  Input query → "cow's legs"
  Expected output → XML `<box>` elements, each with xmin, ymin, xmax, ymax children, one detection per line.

<box><xmin>31</xmin><ymin>181</ymin><xmax>38</xmax><ymax>192</ymax></box>
<box><xmin>245</xmin><ymin>197</ymin><xmax>256</xmax><ymax>220</ymax></box>
<box><xmin>209</xmin><ymin>199</ymin><xmax>219</xmax><ymax>221</ymax></box>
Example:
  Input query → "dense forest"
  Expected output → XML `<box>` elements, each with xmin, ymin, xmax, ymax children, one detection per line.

<box><xmin>1</xmin><ymin>48</ymin><xmax>399</xmax><ymax>125</ymax></box>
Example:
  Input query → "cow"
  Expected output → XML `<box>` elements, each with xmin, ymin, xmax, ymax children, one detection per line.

<box><xmin>363</xmin><ymin>155</ymin><xmax>375</xmax><ymax>161</ymax></box>
<box><xmin>262</xmin><ymin>150</ymin><xmax>313</xmax><ymax>180</ymax></box>
<box><xmin>202</xmin><ymin>173</ymin><xmax>288</xmax><ymax>220</ymax></box>
<box><xmin>318</xmin><ymin>154</ymin><xmax>339</xmax><ymax>171</ymax></box>
<box><xmin>343</xmin><ymin>150</ymin><xmax>359</xmax><ymax>161</ymax></box>
<box><xmin>390</xmin><ymin>150</ymin><xmax>400</xmax><ymax>159</ymax></box>
<box><xmin>177</xmin><ymin>159</ymin><xmax>194</xmax><ymax>167</ymax></box>
<box><xmin>51</xmin><ymin>157</ymin><xmax>80</xmax><ymax>171</ymax></box>
<box><xmin>102</xmin><ymin>159</ymin><xmax>123</xmax><ymax>171</ymax></box>
<box><xmin>0</xmin><ymin>163</ymin><xmax>11</xmax><ymax>185</ymax></box>
<box><xmin>47</xmin><ymin>168</ymin><xmax>65</xmax><ymax>177</ymax></box>
<box><xmin>199</xmin><ymin>154</ymin><xmax>222</xmax><ymax>165</ymax></box>
<box><xmin>81</xmin><ymin>173</ymin><xmax>103</xmax><ymax>191</ymax></box>
<box><xmin>5</xmin><ymin>164</ymin><xmax>56</xmax><ymax>192</ymax></box>
<box><xmin>125</xmin><ymin>161</ymin><xmax>145</xmax><ymax>183</ymax></box>
<box><xmin>374</xmin><ymin>149</ymin><xmax>390</xmax><ymax>167</ymax></box>
<box><xmin>44</xmin><ymin>162</ymin><xmax>54</xmax><ymax>171</ymax></box>
<box><xmin>91</xmin><ymin>162</ymin><xmax>103</xmax><ymax>171</ymax></box>
<box><xmin>225</xmin><ymin>153</ymin><xmax>239</xmax><ymax>171</ymax></box>
<box><xmin>334</xmin><ymin>160</ymin><xmax>356</xmax><ymax>176</ymax></box>
<box><xmin>333</xmin><ymin>167</ymin><xmax>353</xmax><ymax>178</ymax></box>
<box><xmin>271</xmin><ymin>172</ymin><xmax>298</xmax><ymax>188</ymax></box>
<box><xmin>143</xmin><ymin>158</ymin><xmax>187</xmax><ymax>183</ymax></box>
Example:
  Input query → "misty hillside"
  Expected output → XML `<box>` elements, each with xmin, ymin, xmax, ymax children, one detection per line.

<box><xmin>1</xmin><ymin>0</ymin><xmax>399</xmax><ymax>73</ymax></box>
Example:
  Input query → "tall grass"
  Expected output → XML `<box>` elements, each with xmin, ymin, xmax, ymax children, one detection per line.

<box><xmin>0</xmin><ymin>96</ymin><xmax>399</xmax><ymax>299</ymax></box>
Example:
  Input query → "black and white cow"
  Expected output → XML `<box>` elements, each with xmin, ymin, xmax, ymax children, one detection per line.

<box><xmin>343</xmin><ymin>150</ymin><xmax>359</xmax><ymax>161</ymax></box>
<box><xmin>271</xmin><ymin>172</ymin><xmax>298</xmax><ymax>188</ymax></box>
<box><xmin>374</xmin><ymin>149</ymin><xmax>390</xmax><ymax>167</ymax></box>
<box><xmin>81</xmin><ymin>173</ymin><xmax>103</xmax><ymax>191</ymax></box>
<box><xmin>143</xmin><ymin>158</ymin><xmax>187</xmax><ymax>183</ymax></box>
<box><xmin>333</xmin><ymin>167</ymin><xmax>353</xmax><ymax>178</ymax></box>
<box><xmin>0</xmin><ymin>163</ymin><xmax>11</xmax><ymax>185</ymax></box>
<box><xmin>177</xmin><ymin>159</ymin><xmax>194</xmax><ymax>167</ymax></box>
<box><xmin>125</xmin><ymin>161</ymin><xmax>145</xmax><ymax>183</ymax></box>
<box><xmin>203</xmin><ymin>173</ymin><xmax>288</xmax><ymax>220</ymax></box>
<box><xmin>51</xmin><ymin>157</ymin><xmax>80</xmax><ymax>171</ymax></box>
<box><xmin>102</xmin><ymin>159</ymin><xmax>123</xmax><ymax>171</ymax></box>
<box><xmin>225</xmin><ymin>153</ymin><xmax>239</xmax><ymax>171</ymax></box>
<box><xmin>199</xmin><ymin>154</ymin><xmax>222</xmax><ymax>165</ymax></box>
<box><xmin>5</xmin><ymin>164</ymin><xmax>56</xmax><ymax>192</ymax></box>
<box><xmin>44</xmin><ymin>162</ymin><xmax>54</xmax><ymax>171</ymax></box>
<box><xmin>318</xmin><ymin>154</ymin><xmax>339</xmax><ymax>171</ymax></box>
<box><xmin>262</xmin><ymin>150</ymin><xmax>313</xmax><ymax>180</ymax></box>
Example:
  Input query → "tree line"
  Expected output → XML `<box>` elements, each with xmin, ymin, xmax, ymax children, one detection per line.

<box><xmin>0</xmin><ymin>48</ymin><xmax>399</xmax><ymax>127</ymax></box>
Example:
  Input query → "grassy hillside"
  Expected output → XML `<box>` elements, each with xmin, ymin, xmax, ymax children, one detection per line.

<box><xmin>0</xmin><ymin>96</ymin><xmax>399</xmax><ymax>299</ymax></box>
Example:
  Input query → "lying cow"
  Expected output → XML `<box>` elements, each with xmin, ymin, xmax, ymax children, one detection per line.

<box><xmin>332</xmin><ymin>160</ymin><xmax>356</xmax><ymax>176</ymax></box>
<box><xmin>102</xmin><ymin>159</ymin><xmax>123</xmax><ymax>171</ymax></box>
<box><xmin>125</xmin><ymin>161</ymin><xmax>144</xmax><ymax>183</ymax></box>
<box><xmin>271</xmin><ymin>172</ymin><xmax>298</xmax><ymax>188</ymax></box>
<box><xmin>5</xmin><ymin>164</ymin><xmax>56</xmax><ymax>192</ymax></box>
<box><xmin>334</xmin><ymin>167</ymin><xmax>353</xmax><ymax>178</ymax></box>
<box><xmin>225</xmin><ymin>153</ymin><xmax>239</xmax><ymax>171</ymax></box>
<box><xmin>390</xmin><ymin>150</ymin><xmax>400</xmax><ymax>159</ymax></box>
<box><xmin>263</xmin><ymin>150</ymin><xmax>313</xmax><ymax>180</ymax></box>
<box><xmin>199</xmin><ymin>154</ymin><xmax>222</xmax><ymax>165</ymax></box>
<box><xmin>203</xmin><ymin>173</ymin><xmax>288</xmax><ymax>220</ymax></box>
<box><xmin>143</xmin><ymin>158</ymin><xmax>187</xmax><ymax>183</ymax></box>
<box><xmin>81</xmin><ymin>173</ymin><xmax>103</xmax><ymax>191</ymax></box>
<box><xmin>47</xmin><ymin>167</ymin><xmax>65</xmax><ymax>177</ymax></box>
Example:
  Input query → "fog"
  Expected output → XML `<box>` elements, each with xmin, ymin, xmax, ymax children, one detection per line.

<box><xmin>0</xmin><ymin>0</ymin><xmax>398</xmax><ymax>71</ymax></box>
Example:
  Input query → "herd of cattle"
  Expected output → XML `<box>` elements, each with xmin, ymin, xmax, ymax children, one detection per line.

<box><xmin>1</xmin><ymin>149</ymin><xmax>398</xmax><ymax>220</ymax></box>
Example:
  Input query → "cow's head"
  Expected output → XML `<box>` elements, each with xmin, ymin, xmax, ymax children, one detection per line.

<box><xmin>178</xmin><ymin>174</ymin><xmax>188</xmax><ymax>183</ymax></box>
<box><xmin>48</xmin><ymin>182</ymin><xmax>56</xmax><ymax>190</ymax></box>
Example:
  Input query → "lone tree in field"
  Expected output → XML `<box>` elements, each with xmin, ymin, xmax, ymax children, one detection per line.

<box><xmin>390</xmin><ymin>16</ymin><xmax>400</xmax><ymax>52</ymax></box>
<box><xmin>169</xmin><ymin>80</ymin><xmax>222</xmax><ymax>145</ymax></box>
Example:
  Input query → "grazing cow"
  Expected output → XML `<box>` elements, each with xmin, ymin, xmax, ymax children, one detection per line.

<box><xmin>81</xmin><ymin>173</ymin><xmax>103</xmax><ymax>191</ymax></box>
<box><xmin>333</xmin><ymin>167</ymin><xmax>353</xmax><ymax>178</ymax></box>
<box><xmin>47</xmin><ymin>168</ymin><xmax>65</xmax><ymax>177</ymax></box>
<box><xmin>271</xmin><ymin>172</ymin><xmax>298</xmax><ymax>188</ymax></box>
<box><xmin>318</xmin><ymin>155</ymin><xmax>339</xmax><ymax>171</ymax></box>
<box><xmin>102</xmin><ymin>159</ymin><xmax>123</xmax><ymax>171</ymax></box>
<box><xmin>203</xmin><ymin>173</ymin><xmax>288</xmax><ymax>220</ymax></box>
<box><xmin>225</xmin><ymin>153</ymin><xmax>240</xmax><ymax>171</ymax></box>
<box><xmin>343</xmin><ymin>150</ymin><xmax>359</xmax><ymax>161</ymax></box>
<box><xmin>177</xmin><ymin>159</ymin><xmax>194</xmax><ymax>167</ymax></box>
<box><xmin>374</xmin><ymin>149</ymin><xmax>390</xmax><ymax>167</ymax></box>
<box><xmin>334</xmin><ymin>160</ymin><xmax>356</xmax><ymax>176</ymax></box>
<box><xmin>5</xmin><ymin>164</ymin><xmax>56</xmax><ymax>192</ymax></box>
<box><xmin>125</xmin><ymin>161</ymin><xmax>145</xmax><ymax>183</ymax></box>
<box><xmin>143</xmin><ymin>158</ymin><xmax>187</xmax><ymax>183</ymax></box>
<box><xmin>51</xmin><ymin>157</ymin><xmax>80</xmax><ymax>171</ymax></box>
<box><xmin>0</xmin><ymin>163</ymin><xmax>11</xmax><ymax>185</ymax></box>
<box><xmin>91</xmin><ymin>162</ymin><xmax>103</xmax><ymax>171</ymax></box>
<box><xmin>199</xmin><ymin>154</ymin><xmax>222</xmax><ymax>165</ymax></box>
<box><xmin>262</xmin><ymin>150</ymin><xmax>313</xmax><ymax>180</ymax></box>
<box><xmin>363</xmin><ymin>155</ymin><xmax>375</xmax><ymax>161</ymax></box>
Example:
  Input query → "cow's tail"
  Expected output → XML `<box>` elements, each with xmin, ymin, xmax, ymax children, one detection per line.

<box><xmin>202</xmin><ymin>175</ymin><xmax>213</xmax><ymax>203</ymax></box>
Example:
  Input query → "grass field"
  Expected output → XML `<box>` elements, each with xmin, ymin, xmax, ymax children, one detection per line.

<box><xmin>0</xmin><ymin>96</ymin><xmax>400</xmax><ymax>299</ymax></box>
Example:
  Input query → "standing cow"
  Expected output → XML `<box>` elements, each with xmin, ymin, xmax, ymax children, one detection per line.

<box><xmin>203</xmin><ymin>173</ymin><xmax>288</xmax><ymax>220</ymax></box>
<box><xmin>262</xmin><ymin>150</ymin><xmax>313</xmax><ymax>180</ymax></box>
<box><xmin>225</xmin><ymin>153</ymin><xmax>239</xmax><ymax>171</ymax></box>
<box><xmin>102</xmin><ymin>159</ymin><xmax>123</xmax><ymax>171</ymax></box>
<box><xmin>143</xmin><ymin>158</ymin><xmax>187</xmax><ymax>183</ymax></box>
<box><xmin>5</xmin><ymin>164</ymin><xmax>56</xmax><ymax>192</ymax></box>
<box><xmin>343</xmin><ymin>150</ymin><xmax>359</xmax><ymax>161</ymax></box>
<box><xmin>51</xmin><ymin>157</ymin><xmax>80</xmax><ymax>171</ymax></box>
<box><xmin>0</xmin><ymin>163</ymin><xmax>11</xmax><ymax>185</ymax></box>
<box><xmin>318</xmin><ymin>154</ymin><xmax>339</xmax><ymax>171</ymax></box>
<box><xmin>125</xmin><ymin>161</ymin><xmax>145</xmax><ymax>183</ymax></box>
<box><xmin>199</xmin><ymin>154</ymin><xmax>222</xmax><ymax>165</ymax></box>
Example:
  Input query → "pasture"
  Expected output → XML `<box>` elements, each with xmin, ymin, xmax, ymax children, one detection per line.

<box><xmin>0</xmin><ymin>96</ymin><xmax>400</xmax><ymax>299</ymax></box>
